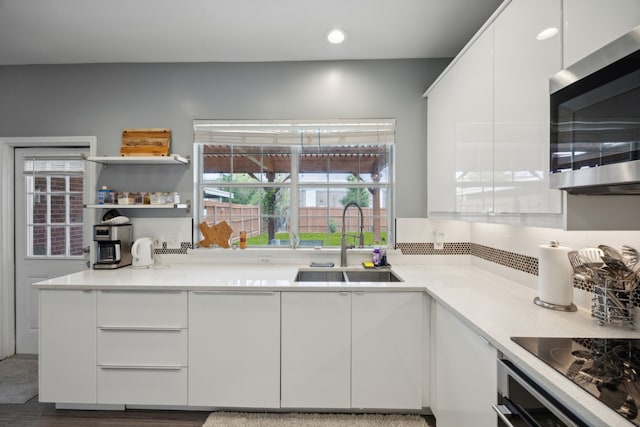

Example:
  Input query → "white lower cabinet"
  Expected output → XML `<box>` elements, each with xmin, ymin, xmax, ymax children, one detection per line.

<box><xmin>281</xmin><ymin>291</ymin><xmax>423</xmax><ymax>410</ymax></box>
<box><xmin>188</xmin><ymin>291</ymin><xmax>281</xmax><ymax>408</ymax></box>
<box><xmin>96</xmin><ymin>290</ymin><xmax>188</xmax><ymax>405</ymax></box>
<box><xmin>351</xmin><ymin>292</ymin><xmax>423</xmax><ymax>410</ymax></box>
<box><xmin>281</xmin><ymin>292</ymin><xmax>351</xmax><ymax>408</ymax></box>
<box><xmin>39</xmin><ymin>287</ymin><xmax>424</xmax><ymax>411</ymax></box>
<box><xmin>432</xmin><ymin>300</ymin><xmax>497</xmax><ymax>427</ymax></box>
<box><xmin>39</xmin><ymin>289</ymin><xmax>97</xmax><ymax>404</ymax></box>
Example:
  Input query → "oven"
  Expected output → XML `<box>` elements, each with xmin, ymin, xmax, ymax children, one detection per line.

<box><xmin>495</xmin><ymin>359</ymin><xmax>590</xmax><ymax>427</ymax></box>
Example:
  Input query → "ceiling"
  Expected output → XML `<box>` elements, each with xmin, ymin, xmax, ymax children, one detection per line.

<box><xmin>0</xmin><ymin>0</ymin><xmax>503</xmax><ymax>65</ymax></box>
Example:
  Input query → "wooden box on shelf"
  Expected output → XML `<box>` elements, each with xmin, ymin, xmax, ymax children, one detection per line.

<box><xmin>120</xmin><ymin>128</ymin><xmax>171</xmax><ymax>157</ymax></box>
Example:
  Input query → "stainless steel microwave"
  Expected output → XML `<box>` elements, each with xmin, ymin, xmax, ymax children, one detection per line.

<box><xmin>549</xmin><ymin>25</ymin><xmax>640</xmax><ymax>195</ymax></box>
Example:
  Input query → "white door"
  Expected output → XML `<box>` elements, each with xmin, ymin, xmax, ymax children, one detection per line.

<box><xmin>15</xmin><ymin>147</ymin><xmax>90</xmax><ymax>354</ymax></box>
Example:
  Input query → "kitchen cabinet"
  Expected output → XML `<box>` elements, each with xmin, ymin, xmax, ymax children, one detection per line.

<box><xmin>96</xmin><ymin>290</ymin><xmax>188</xmax><ymax>405</ymax></box>
<box><xmin>38</xmin><ymin>286</ymin><xmax>423</xmax><ymax>411</ymax></box>
<box><xmin>563</xmin><ymin>0</ymin><xmax>640</xmax><ymax>67</ymax></box>
<box><xmin>281</xmin><ymin>291</ymin><xmax>423</xmax><ymax>410</ymax></box>
<box><xmin>493</xmin><ymin>0</ymin><xmax>562</xmax><ymax>214</ymax></box>
<box><xmin>39</xmin><ymin>289</ymin><xmax>96</xmax><ymax>404</ymax></box>
<box><xmin>427</xmin><ymin>69</ymin><xmax>456</xmax><ymax>213</ymax></box>
<box><xmin>431</xmin><ymin>300</ymin><xmax>496</xmax><ymax>427</ymax></box>
<box><xmin>281</xmin><ymin>292</ymin><xmax>351</xmax><ymax>408</ymax></box>
<box><xmin>453</xmin><ymin>26</ymin><xmax>494</xmax><ymax>213</ymax></box>
<box><xmin>427</xmin><ymin>25</ymin><xmax>493</xmax><ymax>214</ymax></box>
<box><xmin>351</xmin><ymin>292</ymin><xmax>423</xmax><ymax>410</ymax></box>
<box><xmin>189</xmin><ymin>291</ymin><xmax>280</xmax><ymax>408</ymax></box>
<box><xmin>426</xmin><ymin>0</ymin><xmax>563</xmax><ymax>222</ymax></box>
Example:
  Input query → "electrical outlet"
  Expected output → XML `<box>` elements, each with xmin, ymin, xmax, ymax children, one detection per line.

<box><xmin>258</xmin><ymin>256</ymin><xmax>272</xmax><ymax>264</ymax></box>
<box><xmin>434</xmin><ymin>231</ymin><xmax>445</xmax><ymax>250</ymax></box>
<box><xmin>152</xmin><ymin>236</ymin><xmax>162</xmax><ymax>249</ymax></box>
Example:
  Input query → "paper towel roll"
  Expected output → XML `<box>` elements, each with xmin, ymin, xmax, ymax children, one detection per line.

<box><xmin>538</xmin><ymin>243</ymin><xmax>573</xmax><ymax>306</ymax></box>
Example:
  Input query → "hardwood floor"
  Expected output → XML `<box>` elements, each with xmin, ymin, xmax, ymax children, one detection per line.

<box><xmin>0</xmin><ymin>398</ymin><xmax>437</xmax><ymax>427</ymax></box>
<box><xmin>0</xmin><ymin>397</ymin><xmax>209</xmax><ymax>427</ymax></box>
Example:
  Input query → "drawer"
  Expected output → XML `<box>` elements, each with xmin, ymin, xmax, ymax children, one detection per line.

<box><xmin>97</xmin><ymin>290</ymin><xmax>187</xmax><ymax>327</ymax></box>
<box><xmin>97</xmin><ymin>366</ymin><xmax>187</xmax><ymax>405</ymax></box>
<box><xmin>98</xmin><ymin>328</ymin><xmax>187</xmax><ymax>366</ymax></box>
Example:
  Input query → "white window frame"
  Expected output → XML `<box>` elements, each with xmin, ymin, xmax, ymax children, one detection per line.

<box><xmin>193</xmin><ymin>119</ymin><xmax>396</xmax><ymax>248</ymax></box>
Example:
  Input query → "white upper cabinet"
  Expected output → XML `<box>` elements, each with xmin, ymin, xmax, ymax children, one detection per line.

<box><xmin>563</xmin><ymin>0</ymin><xmax>640</xmax><ymax>67</ymax></box>
<box><xmin>427</xmin><ymin>70</ymin><xmax>456</xmax><ymax>213</ymax></box>
<box><xmin>454</xmin><ymin>26</ymin><xmax>494</xmax><ymax>213</ymax></box>
<box><xmin>427</xmin><ymin>27</ymin><xmax>493</xmax><ymax>214</ymax></box>
<box><xmin>493</xmin><ymin>0</ymin><xmax>563</xmax><ymax>214</ymax></box>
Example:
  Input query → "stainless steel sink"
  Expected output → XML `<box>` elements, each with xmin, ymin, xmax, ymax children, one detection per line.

<box><xmin>294</xmin><ymin>270</ymin><xmax>347</xmax><ymax>282</ymax></box>
<box><xmin>294</xmin><ymin>268</ymin><xmax>403</xmax><ymax>282</ymax></box>
<box><xmin>344</xmin><ymin>270</ymin><xmax>403</xmax><ymax>282</ymax></box>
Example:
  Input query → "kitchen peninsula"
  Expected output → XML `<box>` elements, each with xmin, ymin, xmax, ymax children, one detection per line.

<box><xmin>35</xmin><ymin>262</ymin><xmax>638</xmax><ymax>427</ymax></box>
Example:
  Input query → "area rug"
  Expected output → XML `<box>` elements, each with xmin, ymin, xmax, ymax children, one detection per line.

<box><xmin>203</xmin><ymin>412</ymin><xmax>430</xmax><ymax>427</ymax></box>
<box><xmin>0</xmin><ymin>356</ymin><xmax>38</xmax><ymax>404</ymax></box>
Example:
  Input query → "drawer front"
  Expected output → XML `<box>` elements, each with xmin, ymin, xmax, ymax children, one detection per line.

<box><xmin>98</xmin><ymin>366</ymin><xmax>187</xmax><ymax>405</ymax></box>
<box><xmin>98</xmin><ymin>329</ymin><xmax>187</xmax><ymax>365</ymax></box>
<box><xmin>97</xmin><ymin>290</ymin><xmax>187</xmax><ymax>327</ymax></box>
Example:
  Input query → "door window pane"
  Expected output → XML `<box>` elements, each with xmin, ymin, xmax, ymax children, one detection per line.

<box><xmin>23</xmin><ymin>160</ymin><xmax>85</xmax><ymax>257</ymax></box>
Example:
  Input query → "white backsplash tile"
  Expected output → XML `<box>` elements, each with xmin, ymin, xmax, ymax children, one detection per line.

<box><xmin>129</xmin><ymin>217</ymin><xmax>193</xmax><ymax>244</ymax></box>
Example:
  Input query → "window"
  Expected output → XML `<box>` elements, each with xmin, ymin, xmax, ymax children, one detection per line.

<box><xmin>193</xmin><ymin>119</ymin><xmax>395</xmax><ymax>248</ymax></box>
<box><xmin>23</xmin><ymin>157</ymin><xmax>85</xmax><ymax>257</ymax></box>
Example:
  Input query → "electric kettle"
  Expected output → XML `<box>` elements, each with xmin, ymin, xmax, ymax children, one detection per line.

<box><xmin>131</xmin><ymin>237</ymin><xmax>155</xmax><ymax>268</ymax></box>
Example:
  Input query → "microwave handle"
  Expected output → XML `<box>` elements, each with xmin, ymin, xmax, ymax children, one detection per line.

<box><xmin>114</xmin><ymin>244</ymin><xmax>121</xmax><ymax>262</ymax></box>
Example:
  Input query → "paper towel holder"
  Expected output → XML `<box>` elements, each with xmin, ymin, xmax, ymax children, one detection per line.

<box><xmin>534</xmin><ymin>296</ymin><xmax>577</xmax><ymax>312</ymax></box>
<box><xmin>534</xmin><ymin>240</ymin><xmax>578</xmax><ymax>312</ymax></box>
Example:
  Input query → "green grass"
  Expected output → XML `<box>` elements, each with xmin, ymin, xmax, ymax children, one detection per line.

<box><xmin>244</xmin><ymin>232</ymin><xmax>387</xmax><ymax>247</ymax></box>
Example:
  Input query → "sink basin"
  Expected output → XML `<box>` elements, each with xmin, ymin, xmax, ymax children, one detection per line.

<box><xmin>344</xmin><ymin>270</ymin><xmax>403</xmax><ymax>282</ymax></box>
<box><xmin>294</xmin><ymin>270</ymin><xmax>346</xmax><ymax>282</ymax></box>
<box><xmin>294</xmin><ymin>268</ymin><xmax>403</xmax><ymax>282</ymax></box>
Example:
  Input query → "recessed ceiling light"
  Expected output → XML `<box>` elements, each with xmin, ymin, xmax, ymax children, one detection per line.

<box><xmin>536</xmin><ymin>27</ymin><xmax>559</xmax><ymax>40</ymax></box>
<box><xmin>327</xmin><ymin>29</ymin><xmax>346</xmax><ymax>44</ymax></box>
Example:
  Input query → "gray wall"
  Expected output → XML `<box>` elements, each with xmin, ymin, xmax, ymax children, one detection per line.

<box><xmin>0</xmin><ymin>59</ymin><xmax>449</xmax><ymax>217</ymax></box>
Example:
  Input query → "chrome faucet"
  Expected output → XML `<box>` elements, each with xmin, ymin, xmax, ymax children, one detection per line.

<box><xmin>340</xmin><ymin>202</ymin><xmax>364</xmax><ymax>267</ymax></box>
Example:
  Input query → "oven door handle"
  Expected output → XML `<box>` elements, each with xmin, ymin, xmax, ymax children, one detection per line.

<box><xmin>492</xmin><ymin>404</ymin><xmax>516</xmax><ymax>427</ymax></box>
<box><xmin>492</xmin><ymin>398</ymin><xmax>537</xmax><ymax>427</ymax></box>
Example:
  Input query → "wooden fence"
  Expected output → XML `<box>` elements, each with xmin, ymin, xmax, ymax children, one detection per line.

<box><xmin>203</xmin><ymin>201</ymin><xmax>387</xmax><ymax>239</ymax></box>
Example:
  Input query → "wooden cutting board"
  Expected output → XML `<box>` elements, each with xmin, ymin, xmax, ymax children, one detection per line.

<box><xmin>120</xmin><ymin>128</ymin><xmax>171</xmax><ymax>156</ymax></box>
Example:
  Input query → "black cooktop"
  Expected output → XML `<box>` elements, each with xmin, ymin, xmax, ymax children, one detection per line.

<box><xmin>512</xmin><ymin>337</ymin><xmax>640</xmax><ymax>426</ymax></box>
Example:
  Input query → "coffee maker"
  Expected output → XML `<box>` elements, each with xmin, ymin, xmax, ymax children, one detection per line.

<box><xmin>93</xmin><ymin>224</ymin><xmax>133</xmax><ymax>269</ymax></box>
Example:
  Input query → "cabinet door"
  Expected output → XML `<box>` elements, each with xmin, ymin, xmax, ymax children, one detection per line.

<box><xmin>564</xmin><ymin>0</ymin><xmax>640</xmax><ymax>67</ymax></box>
<box><xmin>427</xmin><ymin>70</ymin><xmax>457</xmax><ymax>213</ymax></box>
<box><xmin>281</xmin><ymin>292</ymin><xmax>351</xmax><ymax>408</ymax></box>
<box><xmin>432</xmin><ymin>301</ymin><xmax>497</xmax><ymax>427</ymax></box>
<box><xmin>39</xmin><ymin>289</ymin><xmax>96</xmax><ymax>404</ymax></box>
<box><xmin>97</xmin><ymin>290</ymin><xmax>187</xmax><ymax>328</ymax></box>
<box><xmin>454</xmin><ymin>26</ymin><xmax>494</xmax><ymax>213</ymax></box>
<box><xmin>493</xmin><ymin>0</ymin><xmax>562</xmax><ymax>214</ymax></box>
<box><xmin>188</xmin><ymin>291</ymin><xmax>280</xmax><ymax>408</ymax></box>
<box><xmin>351</xmin><ymin>292</ymin><xmax>422</xmax><ymax>410</ymax></box>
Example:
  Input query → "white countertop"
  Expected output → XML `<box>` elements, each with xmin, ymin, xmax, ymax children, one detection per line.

<box><xmin>35</xmin><ymin>262</ymin><xmax>639</xmax><ymax>426</ymax></box>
